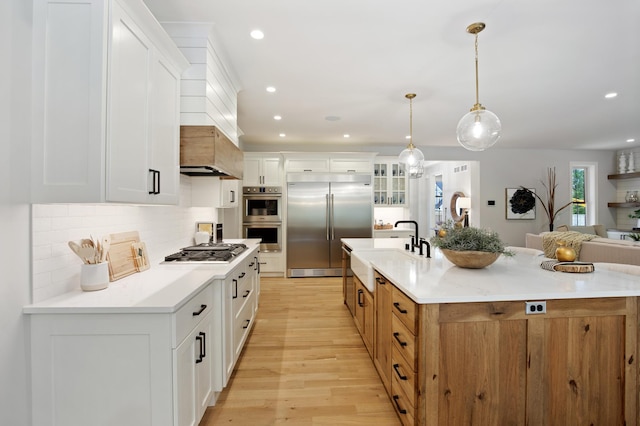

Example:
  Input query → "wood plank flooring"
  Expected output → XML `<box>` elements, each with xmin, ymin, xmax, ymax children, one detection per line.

<box><xmin>200</xmin><ymin>277</ymin><xmax>400</xmax><ymax>425</ymax></box>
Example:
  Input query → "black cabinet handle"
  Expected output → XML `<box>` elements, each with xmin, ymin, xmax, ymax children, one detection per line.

<box><xmin>249</xmin><ymin>261</ymin><xmax>255</xmax><ymax>267</ymax></box>
<box><xmin>255</xmin><ymin>256</ymin><xmax>260</xmax><ymax>273</ymax></box>
<box><xmin>192</xmin><ymin>304</ymin><xmax>206</xmax><ymax>316</ymax></box>
<box><xmin>393</xmin><ymin>302</ymin><xmax>408</xmax><ymax>314</ymax></box>
<box><xmin>392</xmin><ymin>395</ymin><xmax>407</xmax><ymax>414</ymax></box>
<box><xmin>393</xmin><ymin>332</ymin><xmax>408</xmax><ymax>347</ymax></box>
<box><xmin>357</xmin><ymin>289</ymin><xmax>364</xmax><ymax>307</ymax></box>
<box><xmin>239</xmin><ymin>272</ymin><xmax>246</xmax><ymax>279</ymax></box>
<box><xmin>243</xmin><ymin>319</ymin><xmax>251</xmax><ymax>329</ymax></box>
<box><xmin>148</xmin><ymin>169</ymin><xmax>160</xmax><ymax>194</ymax></box>
<box><xmin>375</xmin><ymin>277</ymin><xmax>386</xmax><ymax>285</ymax></box>
<box><xmin>233</xmin><ymin>279</ymin><xmax>238</xmax><ymax>299</ymax></box>
<box><xmin>393</xmin><ymin>363</ymin><xmax>407</xmax><ymax>380</ymax></box>
<box><xmin>243</xmin><ymin>289</ymin><xmax>251</xmax><ymax>298</ymax></box>
<box><xmin>230</xmin><ymin>190</ymin><xmax>235</xmax><ymax>203</ymax></box>
<box><xmin>199</xmin><ymin>331</ymin><xmax>206</xmax><ymax>358</ymax></box>
<box><xmin>195</xmin><ymin>334</ymin><xmax>203</xmax><ymax>364</ymax></box>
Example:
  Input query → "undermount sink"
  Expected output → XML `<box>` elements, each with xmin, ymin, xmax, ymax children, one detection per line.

<box><xmin>351</xmin><ymin>248</ymin><xmax>419</xmax><ymax>292</ymax></box>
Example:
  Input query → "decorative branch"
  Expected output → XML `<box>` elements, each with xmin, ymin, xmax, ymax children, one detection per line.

<box><xmin>520</xmin><ymin>167</ymin><xmax>572</xmax><ymax>230</ymax></box>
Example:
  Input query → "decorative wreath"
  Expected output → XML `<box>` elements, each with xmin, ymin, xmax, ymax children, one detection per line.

<box><xmin>510</xmin><ymin>188</ymin><xmax>535</xmax><ymax>214</ymax></box>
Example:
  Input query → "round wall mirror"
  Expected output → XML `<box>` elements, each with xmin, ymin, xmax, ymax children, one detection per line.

<box><xmin>450</xmin><ymin>191</ymin><xmax>466</xmax><ymax>223</ymax></box>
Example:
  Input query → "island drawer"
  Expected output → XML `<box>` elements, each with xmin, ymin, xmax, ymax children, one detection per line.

<box><xmin>392</xmin><ymin>346</ymin><xmax>416</xmax><ymax>408</ymax></box>
<box><xmin>392</xmin><ymin>314</ymin><xmax>417</xmax><ymax>369</ymax></box>
<box><xmin>392</xmin><ymin>286</ymin><xmax>417</xmax><ymax>334</ymax></box>
<box><xmin>174</xmin><ymin>285</ymin><xmax>214</xmax><ymax>346</ymax></box>
<box><xmin>391</xmin><ymin>372</ymin><xmax>416</xmax><ymax>426</ymax></box>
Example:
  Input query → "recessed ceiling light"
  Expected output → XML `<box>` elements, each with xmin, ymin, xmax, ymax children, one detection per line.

<box><xmin>279</xmin><ymin>133</ymin><xmax>286</xmax><ymax>137</ymax></box>
<box><xmin>250</xmin><ymin>30</ymin><xmax>264</xmax><ymax>40</ymax></box>
<box><xmin>627</xmin><ymin>138</ymin><xmax>636</xmax><ymax>143</ymax></box>
<box><xmin>273</xmin><ymin>115</ymin><xmax>282</xmax><ymax>120</ymax></box>
<box><xmin>343</xmin><ymin>134</ymin><xmax>350</xmax><ymax>138</ymax></box>
<box><xmin>405</xmin><ymin>135</ymin><xmax>411</xmax><ymax>140</ymax></box>
<box><xmin>266</xmin><ymin>86</ymin><xmax>276</xmax><ymax>93</ymax></box>
<box><xmin>605</xmin><ymin>92</ymin><xmax>618</xmax><ymax>99</ymax></box>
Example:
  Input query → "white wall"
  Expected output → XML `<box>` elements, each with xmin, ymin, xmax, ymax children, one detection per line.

<box><xmin>1</xmin><ymin>0</ymin><xmax>32</xmax><ymax>424</ymax></box>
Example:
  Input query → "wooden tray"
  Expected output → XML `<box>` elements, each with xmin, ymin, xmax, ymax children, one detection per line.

<box><xmin>554</xmin><ymin>262</ymin><xmax>595</xmax><ymax>273</ymax></box>
<box><xmin>107</xmin><ymin>231</ymin><xmax>140</xmax><ymax>281</ymax></box>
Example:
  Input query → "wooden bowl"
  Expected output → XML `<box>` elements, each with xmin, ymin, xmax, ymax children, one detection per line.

<box><xmin>440</xmin><ymin>249</ymin><xmax>500</xmax><ymax>269</ymax></box>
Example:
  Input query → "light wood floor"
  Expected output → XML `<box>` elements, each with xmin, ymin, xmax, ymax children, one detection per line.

<box><xmin>200</xmin><ymin>277</ymin><xmax>401</xmax><ymax>425</ymax></box>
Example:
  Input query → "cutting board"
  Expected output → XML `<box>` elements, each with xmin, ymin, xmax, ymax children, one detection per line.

<box><xmin>107</xmin><ymin>231</ymin><xmax>140</xmax><ymax>281</ymax></box>
<box><xmin>554</xmin><ymin>262</ymin><xmax>595</xmax><ymax>273</ymax></box>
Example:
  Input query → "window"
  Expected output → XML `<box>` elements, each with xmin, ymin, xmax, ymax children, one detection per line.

<box><xmin>570</xmin><ymin>162</ymin><xmax>597</xmax><ymax>226</ymax></box>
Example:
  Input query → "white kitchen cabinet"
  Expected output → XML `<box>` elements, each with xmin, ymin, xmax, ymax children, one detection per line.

<box><xmin>28</xmin><ymin>245</ymin><xmax>260</xmax><ymax>426</ymax></box>
<box><xmin>31</xmin><ymin>0</ymin><xmax>187</xmax><ymax>204</ymax></box>
<box><xmin>374</xmin><ymin>158</ymin><xmax>407</xmax><ymax>206</ymax></box>
<box><xmin>175</xmin><ymin>310</ymin><xmax>213</xmax><ymax>426</ymax></box>
<box><xmin>285</xmin><ymin>157</ymin><xmax>331</xmax><ymax>173</ymax></box>
<box><xmin>244</xmin><ymin>155</ymin><xmax>282</xmax><ymax>186</ymax></box>
<box><xmin>190</xmin><ymin>177</ymin><xmax>239</xmax><ymax>208</ymax></box>
<box><xmin>329</xmin><ymin>158</ymin><xmax>373</xmax><ymax>173</ymax></box>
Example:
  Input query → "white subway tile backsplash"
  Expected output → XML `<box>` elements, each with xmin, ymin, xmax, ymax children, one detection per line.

<box><xmin>31</xmin><ymin>176</ymin><xmax>220</xmax><ymax>303</ymax></box>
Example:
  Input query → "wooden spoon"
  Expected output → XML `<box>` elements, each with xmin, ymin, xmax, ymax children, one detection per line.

<box><xmin>101</xmin><ymin>235</ymin><xmax>111</xmax><ymax>263</ymax></box>
<box><xmin>68</xmin><ymin>241</ymin><xmax>82</xmax><ymax>259</ymax></box>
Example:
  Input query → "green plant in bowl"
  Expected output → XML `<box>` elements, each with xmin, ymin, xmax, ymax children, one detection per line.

<box><xmin>430</xmin><ymin>225</ymin><xmax>513</xmax><ymax>268</ymax></box>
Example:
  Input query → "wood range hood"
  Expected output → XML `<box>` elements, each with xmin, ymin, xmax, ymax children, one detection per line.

<box><xmin>180</xmin><ymin>126</ymin><xmax>244</xmax><ymax>179</ymax></box>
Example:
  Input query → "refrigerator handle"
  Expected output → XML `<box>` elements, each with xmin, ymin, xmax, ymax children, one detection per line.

<box><xmin>326</xmin><ymin>193</ymin><xmax>330</xmax><ymax>240</ymax></box>
<box><xmin>330</xmin><ymin>193</ymin><xmax>335</xmax><ymax>240</ymax></box>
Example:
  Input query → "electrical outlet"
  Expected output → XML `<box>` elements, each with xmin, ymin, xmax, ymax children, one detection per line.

<box><xmin>525</xmin><ymin>301</ymin><xmax>547</xmax><ymax>314</ymax></box>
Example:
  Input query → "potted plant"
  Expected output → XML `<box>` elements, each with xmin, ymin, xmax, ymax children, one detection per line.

<box><xmin>629</xmin><ymin>209</ymin><xmax>640</xmax><ymax>229</ymax></box>
<box><xmin>430</xmin><ymin>224</ymin><xmax>513</xmax><ymax>268</ymax></box>
<box><xmin>520</xmin><ymin>167</ymin><xmax>573</xmax><ymax>232</ymax></box>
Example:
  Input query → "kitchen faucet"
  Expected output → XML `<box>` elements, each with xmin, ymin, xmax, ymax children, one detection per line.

<box><xmin>419</xmin><ymin>237</ymin><xmax>431</xmax><ymax>258</ymax></box>
<box><xmin>394</xmin><ymin>220</ymin><xmax>419</xmax><ymax>252</ymax></box>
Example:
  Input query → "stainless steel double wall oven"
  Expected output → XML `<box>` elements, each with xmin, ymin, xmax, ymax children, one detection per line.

<box><xmin>242</xmin><ymin>186</ymin><xmax>282</xmax><ymax>252</ymax></box>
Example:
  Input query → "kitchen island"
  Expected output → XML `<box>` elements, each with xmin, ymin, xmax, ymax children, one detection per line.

<box><xmin>24</xmin><ymin>240</ymin><xmax>261</xmax><ymax>426</ymax></box>
<box><xmin>342</xmin><ymin>238</ymin><xmax>640</xmax><ymax>426</ymax></box>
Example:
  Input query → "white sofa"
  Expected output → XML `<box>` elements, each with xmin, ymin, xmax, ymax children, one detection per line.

<box><xmin>525</xmin><ymin>231</ymin><xmax>640</xmax><ymax>266</ymax></box>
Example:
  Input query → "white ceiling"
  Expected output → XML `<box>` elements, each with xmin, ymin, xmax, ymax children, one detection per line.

<box><xmin>144</xmin><ymin>0</ymin><xmax>640</xmax><ymax>152</ymax></box>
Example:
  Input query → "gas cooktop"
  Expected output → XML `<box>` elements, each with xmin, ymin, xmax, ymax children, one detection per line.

<box><xmin>164</xmin><ymin>243</ymin><xmax>247</xmax><ymax>263</ymax></box>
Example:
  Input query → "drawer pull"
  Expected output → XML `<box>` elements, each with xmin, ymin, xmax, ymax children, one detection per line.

<box><xmin>393</xmin><ymin>302</ymin><xmax>408</xmax><ymax>314</ymax></box>
<box><xmin>375</xmin><ymin>277</ymin><xmax>386</xmax><ymax>285</ymax></box>
<box><xmin>243</xmin><ymin>319</ymin><xmax>251</xmax><ymax>329</ymax></box>
<box><xmin>357</xmin><ymin>289</ymin><xmax>364</xmax><ymax>306</ymax></box>
<box><xmin>392</xmin><ymin>395</ymin><xmax>407</xmax><ymax>414</ymax></box>
<box><xmin>192</xmin><ymin>304</ymin><xmax>207</xmax><ymax>316</ymax></box>
<box><xmin>239</xmin><ymin>272</ymin><xmax>246</xmax><ymax>279</ymax></box>
<box><xmin>243</xmin><ymin>289</ymin><xmax>251</xmax><ymax>298</ymax></box>
<box><xmin>393</xmin><ymin>363</ymin><xmax>408</xmax><ymax>380</ymax></box>
<box><xmin>393</xmin><ymin>332</ymin><xmax>408</xmax><ymax>347</ymax></box>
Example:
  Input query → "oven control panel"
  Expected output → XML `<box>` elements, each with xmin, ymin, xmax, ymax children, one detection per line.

<box><xmin>243</xmin><ymin>186</ymin><xmax>281</xmax><ymax>194</ymax></box>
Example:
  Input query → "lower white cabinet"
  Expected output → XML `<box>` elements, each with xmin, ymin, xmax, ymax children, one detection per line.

<box><xmin>28</xmin><ymin>247</ymin><xmax>260</xmax><ymax>426</ymax></box>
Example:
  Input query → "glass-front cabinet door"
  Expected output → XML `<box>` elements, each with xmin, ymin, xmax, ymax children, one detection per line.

<box><xmin>374</xmin><ymin>159</ymin><xmax>407</xmax><ymax>206</ymax></box>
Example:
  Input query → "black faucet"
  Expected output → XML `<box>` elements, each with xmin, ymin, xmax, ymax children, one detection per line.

<box><xmin>419</xmin><ymin>237</ymin><xmax>431</xmax><ymax>258</ymax></box>
<box><xmin>395</xmin><ymin>220</ymin><xmax>419</xmax><ymax>252</ymax></box>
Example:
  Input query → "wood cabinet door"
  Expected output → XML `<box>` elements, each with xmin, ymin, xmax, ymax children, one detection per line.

<box><xmin>374</xmin><ymin>273</ymin><xmax>393</xmax><ymax>394</ymax></box>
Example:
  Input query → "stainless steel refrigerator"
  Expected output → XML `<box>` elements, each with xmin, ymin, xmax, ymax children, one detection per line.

<box><xmin>287</xmin><ymin>173</ymin><xmax>372</xmax><ymax>277</ymax></box>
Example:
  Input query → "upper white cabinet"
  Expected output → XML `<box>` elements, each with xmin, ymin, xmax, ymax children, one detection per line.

<box><xmin>374</xmin><ymin>158</ymin><xmax>407</xmax><ymax>206</ymax></box>
<box><xmin>283</xmin><ymin>153</ymin><xmax>375</xmax><ymax>174</ymax></box>
<box><xmin>191</xmin><ymin>177</ymin><xmax>239</xmax><ymax>208</ymax></box>
<box><xmin>243</xmin><ymin>154</ymin><xmax>282</xmax><ymax>186</ymax></box>
<box><xmin>31</xmin><ymin>0</ymin><xmax>188</xmax><ymax>204</ymax></box>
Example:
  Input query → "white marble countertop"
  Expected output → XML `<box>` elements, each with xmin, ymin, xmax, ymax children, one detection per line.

<box><xmin>23</xmin><ymin>240</ymin><xmax>261</xmax><ymax>314</ymax></box>
<box><xmin>343</xmin><ymin>238</ymin><xmax>640</xmax><ymax>304</ymax></box>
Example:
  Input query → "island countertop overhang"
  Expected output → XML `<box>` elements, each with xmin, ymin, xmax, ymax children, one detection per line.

<box><xmin>342</xmin><ymin>238</ymin><xmax>640</xmax><ymax>304</ymax></box>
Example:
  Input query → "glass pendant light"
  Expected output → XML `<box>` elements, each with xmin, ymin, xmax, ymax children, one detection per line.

<box><xmin>398</xmin><ymin>93</ymin><xmax>424</xmax><ymax>178</ymax></box>
<box><xmin>456</xmin><ymin>22</ymin><xmax>502</xmax><ymax>151</ymax></box>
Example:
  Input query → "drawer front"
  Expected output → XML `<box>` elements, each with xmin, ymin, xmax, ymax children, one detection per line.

<box><xmin>392</xmin><ymin>287</ymin><xmax>417</xmax><ymax>334</ymax></box>
<box><xmin>232</xmin><ymin>267</ymin><xmax>253</xmax><ymax>314</ymax></box>
<box><xmin>233</xmin><ymin>291</ymin><xmax>256</xmax><ymax>357</ymax></box>
<box><xmin>392</xmin><ymin>346</ymin><xmax>416</xmax><ymax>408</ymax></box>
<box><xmin>175</xmin><ymin>285</ymin><xmax>213</xmax><ymax>346</ymax></box>
<box><xmin>391</xmin><ymin>373</ymin><xmax>416</xmax><ymax>426</ymax></box>
<box><xmin>392</xmin><ymin>314</ymin><xmax>417</xmax><ymax>369</ymax></box>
